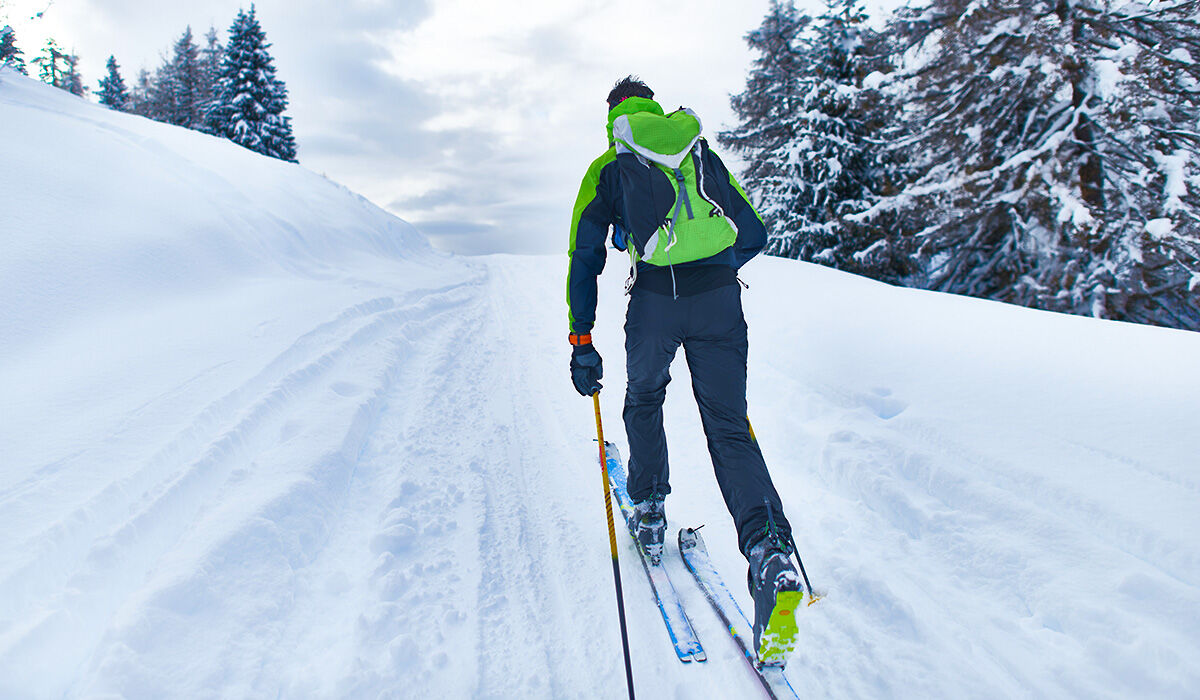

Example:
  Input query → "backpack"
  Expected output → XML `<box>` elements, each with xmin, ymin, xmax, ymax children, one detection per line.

<box><xmin>611</xmin><ymin>108</ymin><xmax>739</xmax><ymax>267</ymax></box>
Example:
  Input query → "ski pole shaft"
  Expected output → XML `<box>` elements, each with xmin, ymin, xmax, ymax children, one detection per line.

<box><xmin>594</xmin><ymin>392</ymin><xmax>636</xmax><ymax>700</ymax></box>
<box><xmin>748</xmin><ymin>417</ymin><xmax>820</xmax><ymax>604</ymax></box>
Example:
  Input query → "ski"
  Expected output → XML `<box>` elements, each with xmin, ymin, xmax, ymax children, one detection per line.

<box><xmin>602</xmin><ymin>442</ymin><xmax>707</xmax><ymax>663</ymax></box>
<box><xmin>678</xmin><ymin>526</ymin><xmax>801</xmax><ymax>700</ymax></box>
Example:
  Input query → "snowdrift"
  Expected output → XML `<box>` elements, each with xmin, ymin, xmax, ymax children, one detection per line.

<box><xmin>1</xmin><ymin>69</ymin><xmax>437</xmax><ymax>362</ymax></box>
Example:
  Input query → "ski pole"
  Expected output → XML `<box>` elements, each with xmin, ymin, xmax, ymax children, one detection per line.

<box><xmin>747</xmin><ymin>417</ymin><xmax>821</xmax><ymax>606</ymax></box>
<box><xmin>594</xmin><ymin>392</ymin><xmax>636</xmax><ymax>700</ymax></box>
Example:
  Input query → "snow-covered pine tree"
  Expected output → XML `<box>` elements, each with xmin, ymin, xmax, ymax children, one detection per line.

<box><xmin>719</xmin><ymin>0</ymin><xmax>809</xmax><ymax>246</ymax></box>
<box><xmin>63</xmin><ymin>52</ymin><xmax>85</xmax><ymax>96</ymax></box>
<box><xmin>878</xmin><ymin>0</ymin><xmax>1199</xmax><ymax>330</ymax></box>
<box><xmin>1</xmin><ymin>24</ymin><xmax>27</xmax><ymax>74</ymax></box>
<box><xmin>97</xmin><ymin>55</ymin><xmax>129</xmax><ymax>111</ymax></box>
<box><xmin>31</xmin><ymin>38</ymin><xmax>67</xmax><ymax>89</ymax></box>
<box><xmin>1078</xmin><ymin>2</ymin><xmax>1200</xmax><ymax>329</ymax></box>
<box><xmin>206</xmin><ymin>6</ymin><xmax>297</xmax><ymax>162</ymax></box>
<box><xmin>786</xmin><ymin>0</ymin><xmax>910</xmax><ymax>281</ymax></box>
<box><xmin>157</xmin><ymin>26</ymin><xmax>205</xmax><ymax>128</ymax></box>
<box><xmin>129</xmin><ymin>68</ymin><xmax>159</xmax><ymax>119</ymax></box>
<box><xmin>199</xmin><ymin>26</ymin><xmax>222</xmax><ymax>132</ymax></box>
<box><xmin>723</xmin><ymin>0</ymin><xmax>912</xmax><ymax>283</ymax></box>
<box><xmin>878</xmin><ymin>1</ymin><xmax>1077</xmax><ymax>309</ymax></box>
<box><xmin>30</xmin><ymin>38</ymin><xmax>83</xmax><ymax>95</ymax></box>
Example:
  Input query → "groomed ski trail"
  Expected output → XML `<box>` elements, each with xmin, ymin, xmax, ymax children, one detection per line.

<box><xmin>2</xmin><ymin>252</ymin><xmax>1197</xmax><ymax>699</ymax></box>
<box><xmin>2</xmin><ymin>272</ymin><xmax>487</xmax><ymax>696</ymax></box>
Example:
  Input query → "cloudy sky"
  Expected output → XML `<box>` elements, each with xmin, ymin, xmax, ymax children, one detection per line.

<box><xmin>4</xmin><ymin>0</ymin><xmax>784</xmax><ymax>254</ymax></box>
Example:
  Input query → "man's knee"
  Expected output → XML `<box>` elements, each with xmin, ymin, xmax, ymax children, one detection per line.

<box><xmin>625</xmin><ymin>383</ymin><xmax>668</xmax><ymax>407</ymax></box>
<box><xmin>625</xmin><ymin>361</ymin><xmax>671</xmax><ymax>405</ymax></box>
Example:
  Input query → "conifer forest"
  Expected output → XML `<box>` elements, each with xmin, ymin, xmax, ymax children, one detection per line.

<box><xmin>724</xmin><ymin>0</ymin><xmax>1200</xmax><ymax>331</ymax></box>
<box><xmin>2</xmin><ymin>6</ymin><xmax>296</xmax><ymax>163</ymax></box>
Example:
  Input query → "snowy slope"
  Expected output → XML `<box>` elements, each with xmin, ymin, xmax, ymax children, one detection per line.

<box><xmin>3</xmin><ymin>67</ymin><xmax>1200</xmax><ymax>699</ymax></box>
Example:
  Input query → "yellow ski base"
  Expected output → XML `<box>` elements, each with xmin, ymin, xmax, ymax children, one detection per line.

<box><xmin>757</xmin><ymin>589</ymin><xmax>804</xmax><ymax>666</ymax></box>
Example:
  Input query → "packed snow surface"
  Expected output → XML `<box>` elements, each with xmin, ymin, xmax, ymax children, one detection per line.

<box><xmin>2</xmin><ymin>69</ymin><xmax>1199</xmax><ymax>699</ymax></box>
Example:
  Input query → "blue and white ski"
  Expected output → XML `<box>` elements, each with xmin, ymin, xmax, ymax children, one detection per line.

<box><xmin>678</xmin><ymin>526</ymin><xmax>801</xmax><ymax>700</ymax></box>
<box><xmin>603</xmin><ymin>442</ymin><xmax>707</xmax><ymax>663</ymax></box>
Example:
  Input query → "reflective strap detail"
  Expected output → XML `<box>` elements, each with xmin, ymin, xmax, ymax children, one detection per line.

<box><xmin>646</xmin><ymin>229</ymin><xmax>662</xmax><ymax>257</ymax></box>
<box><xmin>666</xmin><ymin>246</ymin><xmax>677</xmax><ymax>300</ymax></box>
<box><xmin>569</xmin><ymin>333</ymin><xmax>593</xmax><ymax>346</ymax></box>
<box><xmin>693</xmin><ymin>142</ymin><xmax>724</xmax><ymax>218</ymax></box>
<box><xmin>624</xmin><ymin>245</ymin><xmax>640</xmax><ymax>295</ymax></box>
<box><xmin>664</xmin><ymin>222</ymin><xmax>678</xmax><ymax>253</ymax></box>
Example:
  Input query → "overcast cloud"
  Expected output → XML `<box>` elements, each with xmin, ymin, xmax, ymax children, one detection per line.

<box><xmin>4</xmin><ymin>0</ymin><xmax>777</xmax><ymax>254</ymax></box>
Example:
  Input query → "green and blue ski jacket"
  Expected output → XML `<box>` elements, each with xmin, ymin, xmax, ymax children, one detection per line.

<box><xmin>566</xmin><ymin>97</ymin><xmax>766</xmax><ymax>335</ymax></box>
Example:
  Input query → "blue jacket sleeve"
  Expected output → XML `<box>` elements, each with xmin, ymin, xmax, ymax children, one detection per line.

<box><xmin>706</xmin><ymin>148</ymin><xmax>767</xmax><ymax>269</ymax></box>
<box><xmin>567</xmin><ymin>151</ymin><xmax>618</xmax><ymax>335</ymax></box>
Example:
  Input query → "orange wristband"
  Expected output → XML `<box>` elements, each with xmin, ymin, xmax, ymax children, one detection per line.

<box><xmin>568</xmin><ymin>333</ymin><xmax>592</xmax><ymax>346</ymax></box>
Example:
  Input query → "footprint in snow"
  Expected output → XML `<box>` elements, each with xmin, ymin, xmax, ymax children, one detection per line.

<box><xmin>279</xmin><ymin>420</ymin><xmax>303</xmax><ymax>441</ymax></box>
<box><xmin>331</xmin><ymin>381</ymin><xmax>363</xmax><ymax>397</ymax></box>
<box><xmin>861</xmin><ymin>386</ymin><xmax>908</xmax><ymax>420</ymax></box>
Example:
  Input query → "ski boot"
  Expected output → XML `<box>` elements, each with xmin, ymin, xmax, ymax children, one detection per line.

<box><xmin>629</xmin><ymin>494</ymin><xmax>666</xmax><ymax>564</ymax></box>
<box><xmin>747</xmin><ymin>530</ymin><xmax>803</xmax><ymax>667</ymax></box>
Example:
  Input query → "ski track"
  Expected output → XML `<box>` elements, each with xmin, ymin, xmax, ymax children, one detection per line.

<box><xmin>2</xmin><ymin>294</ymin><xmax>407</xmax><ymax>606</ymax></box>
<box><xmin>1</xmin><ymin>257</ymin><xmax>628</xmax><ymax>699</ymax></box>
<box><xmin>469</xmin><ymin>260</ymin><xmax>613</xmax><ymax>699</ymax></box>
<box><xmin>0</xmin><ymin>269</ymin><xmax>485</xmax><ymax>697</ymax></box>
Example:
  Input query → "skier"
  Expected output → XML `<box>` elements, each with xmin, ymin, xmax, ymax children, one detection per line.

<box><xmin>566</xmin><ymin>76</ymin><xmax>802</xmax><ymax>663</ymax></box>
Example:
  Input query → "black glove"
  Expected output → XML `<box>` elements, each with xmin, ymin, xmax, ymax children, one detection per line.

<box><xmin>570</xmin><ymin>343</ymin><xmax>603</xmax><ymax>396</ymax></box>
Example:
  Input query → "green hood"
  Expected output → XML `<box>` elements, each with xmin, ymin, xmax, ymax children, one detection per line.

<box><xmin>606</xmin><ymin>96</ymin><xmax>664</xmax><ymax>146</ymax></box>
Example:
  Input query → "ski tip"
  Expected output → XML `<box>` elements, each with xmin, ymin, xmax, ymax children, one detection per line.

<box><xmin>677</xmin><ymin>525</ymin><xmax>705</xmax><ymax>551</ymax></box>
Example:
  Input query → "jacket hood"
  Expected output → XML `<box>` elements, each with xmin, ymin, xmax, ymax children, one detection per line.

<box><xmin>607</xmin><ymin>96</ymin><xmax>664</xmax><ymax>146</ymax></box>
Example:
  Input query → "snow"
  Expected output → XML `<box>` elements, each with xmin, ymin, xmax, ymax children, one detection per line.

<box><xmin>1092</xmin><ymin>59</ymin><xmax>1125</xmax><ymax>100</ymax></box>
<box><xmin>1156</xmin><ymin>149</ymin><xmax>1189</xmax><ymax>214</ymax></box>
<box><xmin>853</xmin><ymin>101</ymin><xmax>1084</xmax><ymax>221</ymax></box>
<box><xmin>852</xmin><ymin>238</ymin><xmax>888</xmax><ymax>262</ymax></box>
<box><xmin>1052</xmin><ymin>183</ymin><xmax>1095</xmax><ymax>227</ymax></box>
<box><xmin>3</xmin><ymin>68</ymin><xmax>1200</xmax><ymax>699</ymax></box>
<box><xmin>1146</xmin><ymin>217</ymin><xmax>1174</xmax><ymax>239</ymax></box>
<box><xmin>977</xmin><ymin>16</ymin><xmax>1020</xmax><ymax>46</ymax></box>
<box><xmin>1168</xmin><ymin>48</ymin><xmax>1194</xmax><ymax>65</ymax></box>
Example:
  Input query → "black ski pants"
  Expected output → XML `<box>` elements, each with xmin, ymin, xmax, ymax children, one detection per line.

<box><xmin>623</xmin><ymin>283</ymin><xmax>792</xmax><ymax>557</ymax></box>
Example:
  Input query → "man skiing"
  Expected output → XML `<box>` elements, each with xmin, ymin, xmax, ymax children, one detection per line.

<box><xmin>566</xmin><ymin>76</ymin><xmax>803</xmax><ymax>664</ymax></box>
